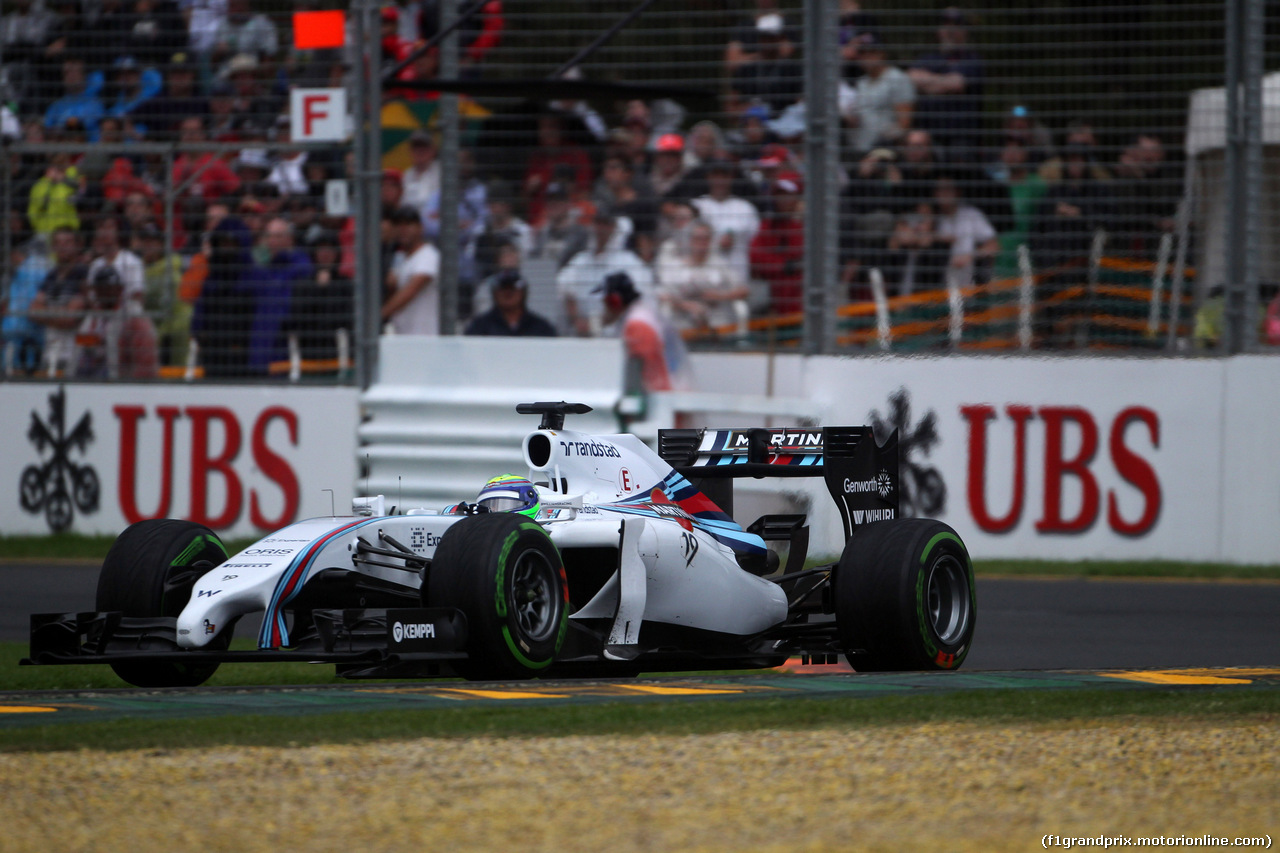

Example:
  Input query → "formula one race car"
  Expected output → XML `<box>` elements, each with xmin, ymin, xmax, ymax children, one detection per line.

<box><xmin>24</xmin><ymin>402</ymin><xmax>976</xmax><ymax>686</ymax></box>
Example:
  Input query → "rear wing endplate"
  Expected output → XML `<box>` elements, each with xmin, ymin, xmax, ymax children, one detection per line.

<box><xmin>658</xmin><ymin>427</ymin><xmax>899</xmax><ymax>539</ymax></box>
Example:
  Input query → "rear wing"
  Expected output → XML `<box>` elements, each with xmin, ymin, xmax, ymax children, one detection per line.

<box><xmin>658</xmin><ymin>426</ymin><xmax>899</xmax><ymax>540</ymax></box>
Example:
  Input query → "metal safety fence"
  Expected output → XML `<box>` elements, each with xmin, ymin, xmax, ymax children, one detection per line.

<box><xmin>1</xmin><ymin>0</ymin><xmax>1277</xmax><ymax>385</ymax></box>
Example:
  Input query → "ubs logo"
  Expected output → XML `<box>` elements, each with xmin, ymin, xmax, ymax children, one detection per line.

<box><xmin>870</xmin><ymin>387</ymin><xmax>945</xmax><ymax>518</ymax></box>
<box><xmin>20</xmin><ymin>387</ymin><xmax>99</xmax><ymax>532</ymax></box>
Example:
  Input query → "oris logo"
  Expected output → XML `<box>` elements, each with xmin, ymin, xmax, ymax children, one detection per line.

<box><xmin>392</xmin><ymin>621</ymin><xmax>435</xmax><ymax>643</ymax></box>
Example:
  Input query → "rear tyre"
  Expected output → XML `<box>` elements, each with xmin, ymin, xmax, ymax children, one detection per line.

<box><xmin>96</xmin><ymin>519</ymin><xmax>229</xmax><ymax>687</ymax></box>
<box><xmin>834</xmin><ymin>518</ymin><xmax>975</xmax><ymax>672</ymax></box>
<box><xmin>426</xmin><ymin>513</ymin><xmax>568</xmax><ymax>681</ymax></box>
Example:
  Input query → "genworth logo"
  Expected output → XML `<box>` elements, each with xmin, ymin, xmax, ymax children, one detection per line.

<box><xmin>20</xmin><ymin>387</ymin><xmax>99</xmax><ymax>532</ymax></box>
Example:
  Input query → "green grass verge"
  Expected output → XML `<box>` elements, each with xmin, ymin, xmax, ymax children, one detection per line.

<box><xmin>973</xmin><ymin>559</ymin><xmax>1280</xmax><ymax>581</ymax></box>
<box><xmin>2</xmin><ymin>688</ymin><xmax>1275</xmax><ymax>753</ymax></box>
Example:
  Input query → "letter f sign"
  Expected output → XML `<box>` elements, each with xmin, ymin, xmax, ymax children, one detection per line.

<box><xmin>290</xmin><ymin>88</ymin><xmax>345</xmax><ymax>141</ymax></box>
<box><xmin>303</xmin><ymin>94</ymin><xmax>328</xmax><ymax>136</ymax></box>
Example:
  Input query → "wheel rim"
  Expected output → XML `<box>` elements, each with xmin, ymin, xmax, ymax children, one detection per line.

<box><xmin>925</xmin><ymin>555</ymin><xmax>971</xmax><ymax>646</ymax></box>
<box><xmin>509</xmin><ymin>547</ymin><xmax>560</xmax><ymax>644</ymax></box>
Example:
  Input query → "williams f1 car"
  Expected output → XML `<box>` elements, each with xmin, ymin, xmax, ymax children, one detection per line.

<box><xmin>24</xmin><ymin>402</ymin><xmax>976</xmax><ymax>685</ymax></box>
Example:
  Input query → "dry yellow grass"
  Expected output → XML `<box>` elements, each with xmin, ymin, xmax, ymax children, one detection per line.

<box><xmin>0</xmin><ymin>718</ymin><xmax>1275</xmax><ymax>853</ymax></box>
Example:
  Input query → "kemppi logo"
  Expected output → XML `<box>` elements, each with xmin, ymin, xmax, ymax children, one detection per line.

<box><xmin>392</xmin><ymin>621</ymin><xmax>435</xmax><ymax>642</ymax></box>
<box><xmin>844</xmin><ymin>470</ymin><xmax>894</xmax><ymax>500</ymax></box>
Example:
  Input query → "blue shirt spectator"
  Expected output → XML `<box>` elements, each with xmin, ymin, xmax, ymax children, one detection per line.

<box><xmin>247</xmin><ymin>217</ymin><xmax>312</xmax><ymax>374</ymax></box>
<box><xmin>43</xmin><ymin>58</ymin><xmax>105</xmax><ymax>140</ymax></box>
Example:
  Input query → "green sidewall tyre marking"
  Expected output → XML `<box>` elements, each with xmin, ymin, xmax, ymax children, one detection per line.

<box><xmin>170</xmin><ymin>533</ymin><xmax>227</xmax><ymax>568</ymax></box>
<box><xmin>914</xmin><ymin>528</ymin><xmax>974</xmax><ymax>667</ymax></box>
<box><xmin>494</xmin><ymin>520</ymin><xmax>568</xmax><ymax>670</ymax></box>
<box><xmin>919</xmin><ymin>530</ymin><xmax>966</xmax><ymax>565</ymax></box>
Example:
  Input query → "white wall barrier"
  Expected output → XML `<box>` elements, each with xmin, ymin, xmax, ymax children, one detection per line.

<box><xmin>2</xmin><ymin>341</ymin><xmax>1275</xmax><ymax>566</ymax></box>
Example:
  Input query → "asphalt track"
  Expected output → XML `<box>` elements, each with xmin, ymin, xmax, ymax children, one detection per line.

<box><xmin>5</xmin><ymin>562</ymin><xmax>1279</xmax><ymax>669</ymax></box>
<box><xmin>2</xmin><ymin>563</ymin><xmax>1278</xmax><ymax>728</ymax></box>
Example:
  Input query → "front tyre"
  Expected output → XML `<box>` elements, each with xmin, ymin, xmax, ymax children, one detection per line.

<box><xmin>426</xmin><ymin>513</ymin><xmax>568</xmax><ymax>680</ymax></box>
<box><xmin>834</xmin><ymin>518</ymin><xmax>976</xmax><ymax>672</ymax></box>
<box><xmin>96</xmin><ymin>519</ymin><xmax>229</xmax><ymax>687</ymax></box>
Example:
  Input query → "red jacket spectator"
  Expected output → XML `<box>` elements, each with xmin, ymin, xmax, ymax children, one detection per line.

<box><xmin>172</xmin><ymin>151</ymin><xmax>240</xmax><ymax>202</ymax></box>
<box><xmin>749</xmin><ymin>175</ymin><xmax>805</xmax><ymax>315</ymax></box>
<box><xmin>524</xmin><ymin>114</ymin><xmax>592</xmax><ymax>226</ymax></box>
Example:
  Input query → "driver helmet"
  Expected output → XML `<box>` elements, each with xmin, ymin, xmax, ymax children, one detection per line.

<box><xmin>476</xmin><ymin>474</ymin><xmax>541</xmax><ymax>518</ymax></box>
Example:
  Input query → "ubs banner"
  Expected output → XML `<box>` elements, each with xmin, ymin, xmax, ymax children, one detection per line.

<box><xmin>1</xmin><ymin>384</ymin><xmax>360</xmax><ymax>538</ymax></box>
<box><xmin>694</xmin><ymin>354</ymin><xmax>1279</xmax><ymax>564</ymax></box>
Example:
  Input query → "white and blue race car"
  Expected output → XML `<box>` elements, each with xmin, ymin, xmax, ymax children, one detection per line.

<box><xmin>25</xmin><ymin>402</ymin><xmax>976</xmax><ymax>685</ymax></box>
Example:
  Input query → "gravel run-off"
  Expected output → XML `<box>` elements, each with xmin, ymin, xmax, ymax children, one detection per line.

<box><xmin>1</xmin><ymin>717</ymin><xmax>1275</xmax><ymax>852</ymax></box>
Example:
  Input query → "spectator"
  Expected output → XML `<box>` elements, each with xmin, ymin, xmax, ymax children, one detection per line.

<box><xmin>596</xmin><ymin>154</ymin><xmax>659</xmax><ymax>263</ymax></box>
<box><xmin>27</xmin><ymin>225</ymin><xmax>88</xmax><ymax>374</ymax></box>
<box><xmin>528</xmin><ymin>182</ymin><xmax>588</xmax><ymax>270</ymax></box>
<box><xmin>1031</xmin><ymin>141</ymin><xmax>1114</xmax><ymax>274</ymax></box>
<box><xmin>1111</xmin><ymin>132</ymin><xmax>1178</xmax><ymax>260</ymax></box>
<box><xmin>724</xmin><ymin>0</ymin><xmax>794</xmax><ymax>77</ymax></box>
<box><xmin>683</xmin><ymin>121</ymin><xmax>727</xmax><ymax>172</ymax></box>
<box><xmin>27</xmin><ymin>152</ymin><xmax>82</xmax><ymax>236</ymax></box>
<box><xmin>210</xmin><ymin>0</ymin><xmax>278</xmax><ymax>67</ymax></box>
<box><xmin>598</xmin><ymin>270</ymin><xmax>690</xmax><ymax>393</ymax></box>
<box><xmin>124</xmin><ymin>0</ymin><xmax>186</xmax><ymax>69</ymax></box>
<box><xmin>654</xmin><ymin>197</ymin><xmax>699</xmax><ymax>262</ymax></box>
<box><xmin>134</xmin><ymin>222</ymin><xmax>189</xmax><ymax>366</ymax></box>
<box><xmin>181</xmin><ymin>0</ymin><xmax>229</xmax><ymax>61</ymax></box>
<box><xmin>465</xmin><ymin>269</ymin><xmax>557</xmax><ymax>337</ymax></box>
<box><xmin>473</xmin><ymin>180</ymin><xmax>532</xmax><ymax>282</ymax></box>
<box><xmin>219</xmin><ymin>52</ymin><xmax>280</xmax><ymax>137</ymax></box>
<box><xmin>1039</xmin><ymin>121</ymin><xmax>1110</xmax><ymax>185</ymax></box>
<box><xmin>420</xmin><ymin>147</ymin><xmax>487</xmax><ymax>291</ymax></box>
<box><xmin>692</xmin><ymin>159</ymin><xmax>760</xmax><ymax>284</ymax></box>
<box><xmin>555</xmin><ymin>208</ymin><xmax>653</xmax><ymax>337</ymax></box>
<box><xmin>843</xmin><ymin>33</ymin><xmax>914</xmax><ymax>157</ymax></box>
<box><xmin>401</xmin><ymin>129</ymin><xmax>441</xmax><ymax>209</ymax></box>
<box><xmin>840</xmin><ymin>146</ymin><xmax>903</xmax><ymax>291</ymax></box>
<box><xmin>1</xmin><ymin>236</ymin><xmax>51</xmax><ymax>373</ymax></box>
<box><xmin>990</xmin><ymin>139</ymin><xmax>1047</xmax><ymax>280</ymax></box>
<box><xmin>266</xmin><ymin>121</ymin><xmax>310</xmax><ymax>197</ymax></box>
<box><xmin>86</xmin><ymin>216</ymin><xmax>145</xmax><ymax>304</ymax></box>
<box><xmin>908</xmin><ymin>7</ymin><xmax>984</xmax><ymax>161</ymax></box>
<box><xmin>523</xmin><ymin>112</ymin><xmax>593</xmax><ymax>227</ymax></box>
<box><xmin>468</xmin><ymin>239</ymin><xmax>521</xmax><ymax>318</ymax></box>
<box><xmin>383</xmin><ymin>206</ymin><xmax>440</xmax><ymax>335</ymax></box>
<box><xmin>246</xmin><ymin>216</ymin><xmax>311</xmax><ymax>374</ymax></box>
<box><xmin>285</xmin><ymin>230</ymin><xmax>353</xmax><ymax>361</ymax></box>
<box><xmin>648</xmin><ymin>133</ymin><xmax>688</xmax><ymax>199</ymax></box>
<box><xmin>727</xmin><ymin>102</ymin><xmax>777</xmax><ymax>164</ymax></box>
<box><xmin>998</xmin><ymin>104</ymin><xmax>1054</xmax><ymax>168</ymax></box>
<box><xmin>191</xmin><ymin>214</ymin><xmax>253</xmax><ymax>376</ymax></box>
<box><xmin>43</xmin><ymin>57</ymin><xmax>104</xmax><ymax>140</ymax></box>
<box><xmin>838</xmin><ymin>0</ymin><xmax>879</xmax><ymax>80</ymax></box>
<box><xmin>658</xmin><ymin>219</ymin><xmax>748</xmax><ymax>333</ymax></box>
<box><xmin>173</xmin><ymin>116</ymin><xmax>241</xmax><ymax>201</ymax></box>
<box><xmin>883</xmin><ymin>202</ymin><xmax>950</xmax><ymax>295</ymax></box>
<box><xmin>1</xmin><ymin>0</ymin><xmax>56</xmax><ymax>110</ymax></box>
<box><xmin>727</xmin><ymin>11</ymin><xmax>802</xmax><ymax>117</ymax></box>
<box><xmin>749</xmin><ymin>173</ymin><xmax>805</xmax><ymax>315</ymax></box>
<box><xmin>73</xmin><ymin>264</ymin><xmax>158</xmax><ymax>379</ymax></box>
<box><xmin>933</xmin><ymin>175</ymin><xmax>997</xmax><ymax>288</ymax></box>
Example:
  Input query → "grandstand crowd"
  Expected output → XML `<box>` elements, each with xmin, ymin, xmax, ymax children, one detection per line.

<box><xmin>2</xmin><ymin>0</ymin><xmax>1224</xmax><ymax>382</ymax></box>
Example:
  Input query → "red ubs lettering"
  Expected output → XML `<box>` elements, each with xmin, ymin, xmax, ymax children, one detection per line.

<box><xmin>115</xmin><ymin>405</ymin><xmax>301</xmax><ymax>529</ymax></box>
<box><xmin>961</xmin><ymin>404</ymin><xmax>1161</xmax><ymax>536</ymax></box>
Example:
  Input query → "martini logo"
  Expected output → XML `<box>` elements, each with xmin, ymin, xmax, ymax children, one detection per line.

<box><xmin>20</xmin><ymin>387</ymin><xmax>100</xmax><ymax>532</ymax></box>
<box><xmin>870</xmin><ymin>387</ymin><xmax>945</xmax><ymax>518</ymax></box>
